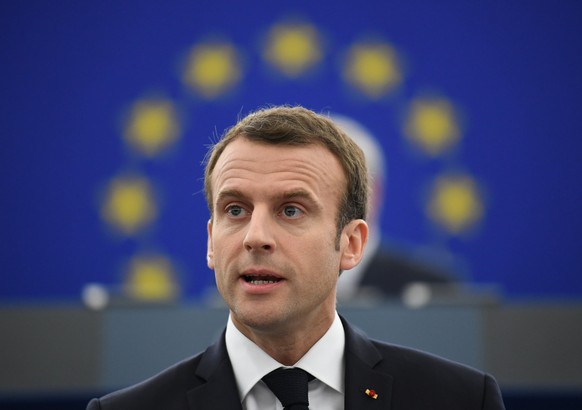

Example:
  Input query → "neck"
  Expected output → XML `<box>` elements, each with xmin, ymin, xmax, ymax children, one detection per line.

<box><xmin>231</xmin><ymin>310</ymin><xmax>335</xmax><ymax>365</ymax></box>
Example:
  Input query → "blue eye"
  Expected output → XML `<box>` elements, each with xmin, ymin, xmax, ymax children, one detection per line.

<box><xmin>282</xmin><ymin>206</ymin><xmax>303</xmax><ymax>218</ymax></box>
<box><xmin>226</xmin><ymin>205</ymin><xmax>245</xmax><ymax>217</ymax></box>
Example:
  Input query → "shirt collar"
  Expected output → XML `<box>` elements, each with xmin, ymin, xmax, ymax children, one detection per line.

<box><xmin>225</xmin><ymin>312</ymin><xmax>345</xmax><ymax>401</ymax></box>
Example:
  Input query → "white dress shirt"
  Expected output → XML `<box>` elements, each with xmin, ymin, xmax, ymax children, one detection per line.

<box><xmin>225</xmin><ymin>312</ymin><xmax>345</xmax><ymax>410</ymax></box>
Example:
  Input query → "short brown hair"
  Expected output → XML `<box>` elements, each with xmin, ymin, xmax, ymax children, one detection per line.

<box><xmin>204</xmin><ymin>106</ymin><xmax>369</xmax><ymax>239</ymax></box>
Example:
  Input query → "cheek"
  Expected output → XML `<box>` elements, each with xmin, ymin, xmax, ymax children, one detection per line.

<box><xmin>210</xmin><ymin>236</ymin><xmax>239</xmax><ymax>277</ymax></box>
<box><xmin>213</xmin><ymin>256</ymin><xmax>232</xmax><ymax>297</ymax></box>
<box><xmin>214</xmin><ymin>270</ymin><xmax>227</xmax><ymax>294</ymax></box>
<box><xmin>302</xmin><ymin>236</ymin><xmax>341</xmax><ymax>278</ymax></box>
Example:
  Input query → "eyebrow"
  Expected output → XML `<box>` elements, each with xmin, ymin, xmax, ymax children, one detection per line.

<box><xmin>214</xmin><ymin>188</ymin><xmax>322</xmax><ymax>210</ymax></box>
<box><xmin>214</xmin><ymin>188</ymin><xmax>248</xmax><ymax>205</ymax></box>
<box><xmin>275</xmin><ymin>189</ymin><xmax>318</xmax><ymax>205</ymax></box>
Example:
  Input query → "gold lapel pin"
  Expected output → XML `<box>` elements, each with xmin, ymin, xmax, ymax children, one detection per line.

<box><xmin>365</xmin><ymin>388</ymin><xmax>379</xmax><ymax>399</ymax></box>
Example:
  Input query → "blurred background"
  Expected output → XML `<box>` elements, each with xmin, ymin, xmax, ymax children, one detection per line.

<box><xmin>1</xmin><ymin>1</ymin><xmax>581</xmax><ymax>409</ymax></box>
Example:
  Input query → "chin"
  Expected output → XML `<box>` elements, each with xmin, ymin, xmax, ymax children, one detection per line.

<box><xmin>234</xmin><ymin>307</ymin><xmax>288</xmax><ymax>331</ymax></box>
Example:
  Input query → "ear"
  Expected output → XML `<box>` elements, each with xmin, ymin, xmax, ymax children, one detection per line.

<box><xmin>206</xmin><ymin>219</ymin><xmax>215</xmax><ymax>270</ymax></box>
<box><xmin>339</xmin><ymin>219</ymin><xmax>368</xmax><ymax>271</ymax></box>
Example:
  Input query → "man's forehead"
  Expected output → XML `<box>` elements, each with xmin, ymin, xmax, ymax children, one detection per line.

<box><xmin>211</xmin><ymin>139</ymin><xmax>346</xmax><ymax>200</ymax></box>
<box><xmin>214</xmin><ymin>138</ymin><xmax>337</xmax><ymax>173</ymax></box>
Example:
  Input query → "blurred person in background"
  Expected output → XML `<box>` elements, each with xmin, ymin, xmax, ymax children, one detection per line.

<box><xmin>332</xmin><ymin>114</ymin><xmax>456</xmax><ymax>302</ymax></box>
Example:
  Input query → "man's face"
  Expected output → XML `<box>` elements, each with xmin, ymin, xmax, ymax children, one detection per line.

<box><xmin>207</xmin><ymin>137</ymin><xmax>365</xmax><ymax>337</ymax></box>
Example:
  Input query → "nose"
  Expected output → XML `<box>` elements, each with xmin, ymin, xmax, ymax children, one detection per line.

<box><xmin>243</xmin><ymin>207</ymin><xmax>276</xmax><ymax>253</ymax></box>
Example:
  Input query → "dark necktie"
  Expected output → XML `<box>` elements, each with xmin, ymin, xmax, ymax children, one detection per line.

<box><xmin>262</xmin><ymin>367</ymin><xmax>312</xmax><ymax>410</ymax></box>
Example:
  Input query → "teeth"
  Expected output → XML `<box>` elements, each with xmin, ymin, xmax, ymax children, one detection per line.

<box><xmin>245</xmin><ymin>276</ymin><xmax>279</xmax><ymax>285</ymax></box>
<box><xmin>250</xmin><ymin>279</ymin><xmax>277</xmax><ymax>285</ymax></box>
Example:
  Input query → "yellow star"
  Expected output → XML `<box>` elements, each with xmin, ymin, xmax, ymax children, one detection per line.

<box><xmin>124</xmin><ymin>98</ymin><xmax>180</xmax><ymax>157</ymax></box>
<box><xmin>124</xmin><ymin>254</ymin><xmax>179</xmax><ymax>301</ymax></box>
<box><xmin>343</xmin><ymin>42</ymin><xmax>402</xmax><ymax>98</ymax></box>
<box><xmin>404</xmin><ymin>98</ymin><xmax>460</xmax><ymax>156</ymax></box>
<box><xmin>426</xmin><ymin>175</ymin><xmax>484</xmax><ymax>234</ymax></box>
<box><xmin>182</xmin><ymin>42</ymin><xmax>242</xmax><ymax>98</ymax></box>
<box><xmin>263</xmin><ymin>22</ymin><xmax>322</xmax><ymax>77</ymax></box>
<box><xmin>100</xmin><ymin>176</ymin><xmax>157</xmax><ymax>235</ymax></box>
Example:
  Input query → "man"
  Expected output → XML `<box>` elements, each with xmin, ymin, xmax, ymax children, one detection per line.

<box><xmin>87</xmin><ymin>106</ymin><xmax>505</xmax><ymax>409</ymax></box>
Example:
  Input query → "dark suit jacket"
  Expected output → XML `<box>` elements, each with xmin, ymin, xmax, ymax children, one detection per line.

<box><xmin>87</xmin><ymin>317</ymin><xmax>505</xmax><ymax>409</ymax></box>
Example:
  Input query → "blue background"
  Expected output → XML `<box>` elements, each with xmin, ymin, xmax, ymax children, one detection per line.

<box><xmin>1</xmin><ymin>0</ymin><xmax>581</xmax><ymax>302</ymax></box>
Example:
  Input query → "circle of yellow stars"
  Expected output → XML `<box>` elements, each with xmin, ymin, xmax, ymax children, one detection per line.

<box><xmin>98</xmin><ymin>17</ymin><xmax>486</xmax><ymax>301</ymax></box>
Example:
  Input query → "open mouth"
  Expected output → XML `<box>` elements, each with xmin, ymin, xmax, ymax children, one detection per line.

<box><xmin>243</xmin><ymin>275</ymin><xmax>281</xmax><ymax>285</ymax></box>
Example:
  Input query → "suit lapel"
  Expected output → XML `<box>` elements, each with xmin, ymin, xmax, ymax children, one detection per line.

<box><xmin>342</xmin><ymin>317</ymin><xmax>394</xmax><ymax>410</ymax></box>
<box><xmin>185</xmin><ymin>318</ymin><xmax>393</xmax><ymax>410</ymax></box>
<box><xmin>186</xmin><ymin>332</ymin><xmax>243</xmax><ymax>410</ymax></box>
